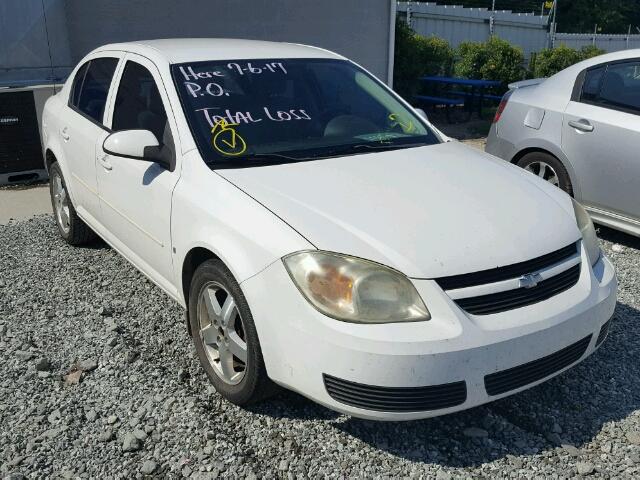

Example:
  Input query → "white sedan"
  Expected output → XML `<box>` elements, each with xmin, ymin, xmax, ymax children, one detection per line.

<box><xmin>42</xmin><ymin>39</ymin><xmax>616</xmax><ymax>421</ymax></box>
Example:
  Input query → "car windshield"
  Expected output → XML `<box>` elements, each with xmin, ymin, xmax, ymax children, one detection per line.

<box><xmin>171</xmin><ymin>58</ymin><xmax>439</xmax><ymax>167</ymax></box>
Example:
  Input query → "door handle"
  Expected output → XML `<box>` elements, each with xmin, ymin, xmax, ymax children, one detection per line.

<box><xmin>568</xmin><ymin>119</ymin><xmax>594</xmax><ymax>132</ymax></box>
<box><xmin>60</xmin><ymin>127</ymin><xmax>70</xmax><ymax>141</ymax></box>
<box><xmin>99</xmin><ymin>154</ymin><xmax>113</xmax><ymax>171</ymax></box>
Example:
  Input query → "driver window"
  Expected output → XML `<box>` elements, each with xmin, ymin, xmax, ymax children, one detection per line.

<box><xmin>112</xmin><ymin>61</ymin><xmax>171</xmax><ymax>145</ymax></box>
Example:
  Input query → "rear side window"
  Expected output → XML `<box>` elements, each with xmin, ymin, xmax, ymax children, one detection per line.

<box><xmin>579</xmin><ymin>61</ymin><xmax>640</xmax><ymax>114</ymax></box>
<box><xmin>112</xmin><ymin>61</ymin><xmax>168</xmax><ymax>143</ymax></box>
<box><xmin>599</xmin><ymin>62</ymin><xmax>640</xmax><ymax>112</ymax></box>
<box><xmin>70</xmin><ymin>62</ymin><xmax>90</xmax><ymax>107</ymax></box>
<box><xmin>580</xmin><ymin>66</ymin><xmax>605</xmax><ymax>102</ymax></box>
<box><xmin>69</xmin><ymin>57</ymin><xmax>118</xmax><ymax>124</ymax></box>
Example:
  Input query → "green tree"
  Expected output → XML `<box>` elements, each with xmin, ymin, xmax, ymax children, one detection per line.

<box><xmin>530</xmin><ymin>44</ymin><xmax>606</xmax><ymax>78</ymax></box>
<box><xmin>453</xmin><ymin>37</ymin><xmax>525</xmax><ymax>85</ymax></box>
<box><xmin>393</xmin><ymin>20</ymin><xmax>453</xmax><ymax>98</ymax></box>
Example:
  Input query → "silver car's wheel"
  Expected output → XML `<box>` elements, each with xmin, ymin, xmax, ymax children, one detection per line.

<box><xmin>52</xmin><ymin>170</ymin><xmax>71</xmax><ymax>234</ymax></box>
<box><xmin>197</xmin><ymin>281</ymin><xmax>247</xmax><ymax>385</ymax></box>
<box><xmin>516</xmin><ymin>152</ymin><xmax>573</xmax><ymax>196</ymax></box>
<box><xmin>524</xmin><ymin>161</ymin><xmax>560</xmax><ymax>187</ymax></box>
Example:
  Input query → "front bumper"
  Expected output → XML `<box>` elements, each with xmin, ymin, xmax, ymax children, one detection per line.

<box><xmin>241</xmin><ymin>249</ymin><xmax>617</xmax><ymax>421</ymax></box>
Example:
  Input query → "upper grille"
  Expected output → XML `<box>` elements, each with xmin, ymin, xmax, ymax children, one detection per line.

<box><xmin>435</xmin><ymin>243</ymin><xmax>578</xmax><ymax>291</ymax></box>
<box><xmin>484</xmin><ymin>335</ymin><xmax>591</xmax><ymax>396</ymax></box>
<box><xmin>323</xmin><ymin>374</ymin><xmax>467</xmax><ymax>412</ymax></box>
<box><xmin>455</xmin><ymin>264</ymin><xmax>581</xmax><ymax>315</ymax></box>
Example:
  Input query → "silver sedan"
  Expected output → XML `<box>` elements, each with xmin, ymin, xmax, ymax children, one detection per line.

<box><xmin>486</xmin><ymin>49</ymin><xmax>640</xmax><ymax>238</ymax></box>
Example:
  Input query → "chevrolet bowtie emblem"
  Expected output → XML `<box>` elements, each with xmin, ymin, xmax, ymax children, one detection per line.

<box><xmin>519</xmin><ymin>273</ymin><xmax>543</xmax><ymax>289</ymax></box>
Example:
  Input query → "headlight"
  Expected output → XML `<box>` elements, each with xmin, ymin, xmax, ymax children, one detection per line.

<box><xmin>572</xmin><ymin>199</ymin><xmax>601</xmax><ymax>266</ymax></box>
<box><xmin>283</xmin><ymin>251</ymin><xmax>430</xmax><ymax>323</ymax></box>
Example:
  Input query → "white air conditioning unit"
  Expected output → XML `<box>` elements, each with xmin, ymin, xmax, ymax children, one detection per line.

<box><xmin>0</xmin><ymin>82</ymin><xmax>61</xmax><ymax>185</ymax></box>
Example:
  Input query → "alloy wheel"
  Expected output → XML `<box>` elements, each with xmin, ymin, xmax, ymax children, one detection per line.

<box><xmin>52</xmin><ymin>172</ymin><xmax>71</xmax><ymax>234</ymax></box>
<box><xmin>524</xmin><ymin>161</ymin><xmax>560</xmax><ymax>187</ymax></box>
<box><xmin>197</xmin><ymin>281</ymin><xmax>247</xmax><ymax>385</ymax></box>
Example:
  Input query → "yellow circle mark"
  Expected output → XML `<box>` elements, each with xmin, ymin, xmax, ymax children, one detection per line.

<box><xmin>211</xmin><ymin>118</ymin><xmax>247</xmax><ymax>156</ymax></box>
<box><xmin>388</xmin><ymin>113</ymin><xmax>415</xmax><ymax>134</ymax></box>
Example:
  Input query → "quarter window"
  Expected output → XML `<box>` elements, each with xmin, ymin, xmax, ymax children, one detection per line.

<box><xmin>112</xmin><ymin>61</ymin><xmax>169</xmax><ymax>143</ymax></box>
<box><xmin>70</xmin><ymin>57</ymin><xmax>118</xmax><ymax>124</ymax></box>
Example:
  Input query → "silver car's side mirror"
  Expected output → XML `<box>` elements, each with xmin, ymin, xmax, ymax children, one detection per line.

<box><xmin>103</xmin><ymin>129</ymin><xmax>161</xmax><ymax>162</ymax></box>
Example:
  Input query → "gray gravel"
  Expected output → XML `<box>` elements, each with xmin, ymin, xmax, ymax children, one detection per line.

<box><xmin>1</xmin><ymin>215</ymin><xmax>640</xmax><ymax>478</ymax></box>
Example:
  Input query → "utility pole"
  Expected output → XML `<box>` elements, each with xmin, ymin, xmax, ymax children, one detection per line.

<box><xmin>489</xmin><ymin>0</ymin><xmax>496</xmax><ymax>37</ymax></box>
<box><xmin>627</xmin><ymin>24</ymin><xmax>631</xmax><ymax>49</ymax></box>
<box><xmin>550</xmin><ymin>0</ymin><xmax>558</xmax><ymax>48</ymax></box>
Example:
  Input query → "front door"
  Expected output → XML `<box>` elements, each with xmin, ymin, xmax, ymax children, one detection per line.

<box><xmin>96</xmin><ymin>53</ymin><xmax>181</xmax><ymax>295</ymax></box>
<box><xmin>562</xmin><ymin>60</ymin><xmax>640</xmax><ymax>220</ymax></box>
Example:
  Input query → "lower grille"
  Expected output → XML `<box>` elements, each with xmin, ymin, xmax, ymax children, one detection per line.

<box><xmin>456</xmin><ymin>264</ymin><xmax>581</xmax><ymax>315</ymax></box>
<box><xmin>484</xmin><ymin>335</ymin><xmax>591</xmax><ymax>396</ymax></box>
<box><xmin>323</xmin><ymin>374</ymin><xmax>467</xmax><ymax>412</ymax></box>
<box><xmin>596</xmin><ymin>319</ymin><xmax>612</xmax><ymax>346</ymax></box>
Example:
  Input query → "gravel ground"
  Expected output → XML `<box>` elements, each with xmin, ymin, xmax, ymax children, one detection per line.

<box><xmin>1</xmin><ymin>215</ymin><xmax>639</xmax><ymax>479</ymax></box>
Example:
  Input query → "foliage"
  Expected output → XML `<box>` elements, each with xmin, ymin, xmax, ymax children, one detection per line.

<box><xmin>579</xmin><ymin>45</ymin><xmax>607</xmax><ymax>61</ymax></box>
<box><xmin>393</xmin><ymin>20</ymin><xmax>454</xmax><ymax>98</ymax></box>
<box><xmin>417</xmin><ymin>0</ymin><xmax>640</xmax><ymax>34</ymax></box>
<box><xmin>453</xmin><ymin>37</ymin><xmax>525</xmax><ymax>85</ymax></box>
<box><xmin>530</xmin><ymin>44</ymin><xmax>606</xmax><ymax>78</ymax></box>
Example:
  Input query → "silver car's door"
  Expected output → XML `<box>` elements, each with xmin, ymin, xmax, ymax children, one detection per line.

<box><xmin>562</xmin><ymin>60</ymin><xmax>640</xmax><ymax>221</ymax></box>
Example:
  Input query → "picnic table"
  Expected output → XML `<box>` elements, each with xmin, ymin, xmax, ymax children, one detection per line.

<box><xmin>414</xmin><ymin>76</ymin><xmax>503</xmax><ymax>122</ymax></box>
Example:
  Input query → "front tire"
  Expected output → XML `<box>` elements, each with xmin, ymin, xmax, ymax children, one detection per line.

<box><xmin>516</xmin><ymin>152</ymin><xmax>573</xmax><ymax>196</ymax></box>
<box><xmin>188</xmin><ymin>259</ymin><xmax>278</xmax><ymax>405</ymax></box>
<box><xmin>49</xmin><ymin>162</ymin><xmax>97</xmax><ymax>245</ymax></box>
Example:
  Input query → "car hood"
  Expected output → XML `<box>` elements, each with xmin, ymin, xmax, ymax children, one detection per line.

<box><xmin>217</xmin><ymin>142</ymin><xmax>580</xmax><ymax>279</ymax></box>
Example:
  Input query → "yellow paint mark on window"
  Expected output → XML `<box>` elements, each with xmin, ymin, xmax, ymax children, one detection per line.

<box><xmin>211</xmin><ymin>118</ymin><xmax>247</xmax><ymax>156</ymax></box>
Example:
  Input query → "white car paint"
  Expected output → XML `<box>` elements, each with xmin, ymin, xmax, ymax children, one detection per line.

<box><xmin>42</xmin><ymin>39</ymin><xmax>617</xmax><ymax>420</ymax></box>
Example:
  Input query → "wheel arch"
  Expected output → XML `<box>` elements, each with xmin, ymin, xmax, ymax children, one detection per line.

<box><xmin>181</xmin><ymin>246</ymin><xmax>223</xmax><ymax>336</ymax></box>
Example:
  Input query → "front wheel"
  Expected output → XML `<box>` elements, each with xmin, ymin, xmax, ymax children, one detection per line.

<box><xmin>49</xmin><ymin>162</ymin><xmax>97</xmax><ymax>245</ymax></box>
<box><xmin>188</xmin><ymin>259</ymin><xmax>278</xmax><ymax>405</ymax></box>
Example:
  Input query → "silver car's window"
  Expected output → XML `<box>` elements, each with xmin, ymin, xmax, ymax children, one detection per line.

<box><xmin>171</xmin><ymin>58</ymin><xmax>438</xmax><ymax>167</ymax></box>
<box><xmin>580</xmin><ymin>66</ymin><xmax>605</xmax><ymax>103</ymax></box>
<box><xmin>599</xmin><ymin>62</ymin><xmax>640</xmax><ymax>112</ymax></box>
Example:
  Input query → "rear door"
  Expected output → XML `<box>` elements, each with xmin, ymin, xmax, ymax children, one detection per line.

<box><xmin>96</xmin><ymin>53</ymin><xmax>180</xmax><ymax>294</ymax></box>
<box><xmin>562</xmin><ymin>60</ymin><xmax>640</xmax><ymax>220</ymax></box>
<box><xmin>63</xmin><ymin>55</ymin><xmax>121</xmax><ymax>222</ymax></box>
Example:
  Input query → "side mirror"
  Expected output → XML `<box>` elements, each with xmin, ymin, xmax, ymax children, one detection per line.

<box><xmin>414</xmin><ymin>108</ymin><xmax>428</xmax><ymax>121</ymax></box>
<box><xmin>103</xmin><ymin>129</ymin><xmax>162</xmax><ymax>163</ymax></box>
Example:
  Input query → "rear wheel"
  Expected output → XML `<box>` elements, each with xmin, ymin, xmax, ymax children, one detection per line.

<box><xmin>49</xmin><ymin>162</ymin><xmax>97</xmax><ymax>245</ymax></box>
<box><xmin>516</xmin><ymin>151</ymin><xmax>573</xmax><ymax>196</ymax></box>
<box><xmin>188</xmin><ymin>259</ymin><xmax>278</xmax><ymax>405</ymax></box>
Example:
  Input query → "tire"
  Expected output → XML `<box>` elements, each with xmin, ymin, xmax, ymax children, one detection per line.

<box><xmin>516</xmin><ymin>151</ymin><xmax>573</xmax><ymax>196</ymax></box>
<box><xmin>188</xmin><ymin>259</ymin><xmax>278</xmax><ymax>405</ymax></box>
<box><xmin>49</xmin><ymin>162</ymin><xmax>97</xmax><ymax>245</ymax></box>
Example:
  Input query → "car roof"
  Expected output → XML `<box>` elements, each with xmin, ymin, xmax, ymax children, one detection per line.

<box><xmin>93</xmin><ymin>38</ymin><xmax>344</xmax><ymax>64</ymax></box>
<box><xmin>523</xmin><ymin>48</ymin><xmax>640</xmax><ymax>104</ymax></box>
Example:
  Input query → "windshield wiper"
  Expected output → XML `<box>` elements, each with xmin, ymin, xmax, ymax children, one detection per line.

<box><xmin>323</xmin><ymin>141</ymin><xmax>431</xmax><ymax>157</ymax></box>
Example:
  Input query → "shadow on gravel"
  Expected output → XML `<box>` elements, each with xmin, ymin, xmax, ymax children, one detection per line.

<box><xmin>256</xmin><ymin>302</ymin><xmax>640</xmax><ymax>468</ymax></box>
<box><xmin>597</xmin><ymin>225</ymin><xmax>640</xmax><ymax>250</ymax></box>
